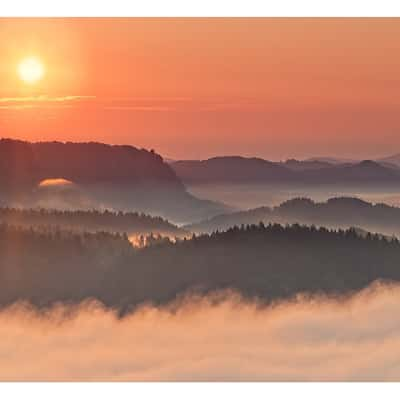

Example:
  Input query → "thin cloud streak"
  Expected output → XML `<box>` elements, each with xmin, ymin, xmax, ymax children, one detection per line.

<box><xmin>104</xmin><ymin>106</ymin><xmax>173</xmax><ymax>112</ymax></box>
<box><xmin>0</xmin><ymin>104</ymin><xmax>75</xmax><ymax>110</ymax></box>
<box><xmin>0</xmin><ymin>95</ymin><xmax>96</xmax><ymax>103</ymax></box>
<box><xmin>0</xmin><ymin>95</ymin><xmax>269</xmax><ymax>113</ymax></box>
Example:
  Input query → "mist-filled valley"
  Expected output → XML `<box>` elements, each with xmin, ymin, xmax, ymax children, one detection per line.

<box><xmin>172</xmin><ymin>156</ymin><xmax>400</xmax><ymax>210</ymax></box>
<box><xmin>2</xmin><ymin>139</ymin><xmax>400</xmax><ymax>380</ymax></box>
<box><xmin>186</xmin><ymin>182</ymin><xmax>400</xmax><ymax>211</ymax></box>
<box><xmin>187</xmin><ymin>197</ymin><xmax>400</xmax><ymax>237</ymax></box>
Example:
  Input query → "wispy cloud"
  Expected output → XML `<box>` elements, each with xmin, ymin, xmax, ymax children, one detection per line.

<box><xmin>0</xmin><ymin>104</ymin><xmax>75</xmax><ymax>110</ymax></box>
<box><xmin>104</xmin><ymin>105</ymin><xmax>173</xmax><ymax>112</ymax></box>
<box><xmin>102</xmin><ymin>97</ymin><xmax>265</xmax><ymax>113</ymax></box>
<box><xmin>0</xmin><ymin>95</ymin><xmax>267</xmax><ymax>113</ymax></box>
<box><xmin>0</xmin><ymin>95</ymin><xmax>95</xmax><ymax>103</ymax></box>
<box><xmin>0</xmin><ymin>95</ymin><xmax>96</xmax><ymax>110</ymax></box>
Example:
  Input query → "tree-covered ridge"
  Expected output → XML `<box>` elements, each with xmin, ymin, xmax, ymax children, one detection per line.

<box><xmin>1</xmin><ymin>222</ymin><xmax>400</xmax><ymax>310</ymax></box>
<box><xmin>0</xmin><ymin>207</ymin><xmax>187</xmax><ymax>237</ymax></box>
<box><xmin>0</xmin><ymin>138</ymin><xmax>181</xmax><ymax>188</ymax></box>
<box><xmin>187</xmin><ymin>196</ymin><xmax>400</xmax><ymax>236</ymax></box>
<box><xmin>0</xmin><ymin>139</ymin><xmax>230</xmax><ymax>225</ymax></box>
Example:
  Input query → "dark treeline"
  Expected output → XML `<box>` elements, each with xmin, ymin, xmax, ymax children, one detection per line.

<box><xmin>0</xmin><ymin>207</ymin><xmax>186</xmax><ymax>237</ymax></box>
<box><xmin>187</xmin><ymin>197</ymin><xmax>400</xmax><ymax>236</ymax></box>
<box><xmin>1</xmin><ymin>222</ymin><xmax>400</xmax><ymax>311</ymax></box>
<box><xmin>0</xmin><ymin>223</ymin><xmax>133</xmax><ymax>306</ymax></box>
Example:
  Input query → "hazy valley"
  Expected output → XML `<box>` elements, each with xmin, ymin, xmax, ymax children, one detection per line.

<box><xmin>1</xmin><ymin>140</ymin><xmax>400</xmax><ymax>381</ymax></box>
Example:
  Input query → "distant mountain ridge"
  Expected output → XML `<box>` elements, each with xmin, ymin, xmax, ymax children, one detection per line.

<box><xmin>187</xmin><ymin>196</ymin><xmax>400</xmax><ymax>237</ymax></box>
<box><xmin>172</xmin><ymin>156</ymin><xmax>296</xmax><ymax>183</ymax></box>
<box><xmin>171</xmin><ymin>156</ymin><xmax>400</xmax><ymax>184</ymax></box>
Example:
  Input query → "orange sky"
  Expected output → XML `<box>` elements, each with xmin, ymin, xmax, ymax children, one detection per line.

<box><xmin>1</xmin><ymin>18</ymin><xmax>400</xmax><ymax>160</ymax></box>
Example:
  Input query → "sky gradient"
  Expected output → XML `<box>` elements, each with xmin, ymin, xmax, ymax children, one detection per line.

<box><xmin>1</xmin><ymin>18</ymin><xmax>400</xmax><ymax>160</ymax></box>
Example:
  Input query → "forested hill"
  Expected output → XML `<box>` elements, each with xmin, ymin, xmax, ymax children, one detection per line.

<box><xmin>187</xmin><ymin>197</ymin><xmax>400</xmax><ymax>236</ymax></box>
<box><xmin>1</xmin><ymin>223</ymin><xmax>400</xmax><ymax>310</ymax></box>
<box><xmin>0</xmin><ymin>138</ymin><xmax>230</xmax><ymax>224</ymax></box>
<box><xmin>0</xmin><ymin>207</ymin><xmax>187</xmax><ymax>237</ymax></box>
<box><xmin>0</xmin><ymin>138</ymin><xmax>181</xmax><ymax>189</ymax></box>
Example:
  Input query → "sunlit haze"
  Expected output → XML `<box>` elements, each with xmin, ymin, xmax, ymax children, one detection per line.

<box><xmin>1</xmin><ymin>18</ymin><xmax>400</xmax><ymax>160</ymax></box>
<box><xmin>18</xmin><ymin>56</ymin><xmax>45</xmax><ymax>84</ymax></box>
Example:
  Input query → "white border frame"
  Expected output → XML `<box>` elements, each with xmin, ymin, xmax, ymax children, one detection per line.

<box><xmin>1</xmin><ymin>1</ymin><xmax>400</xmax><ymax>397</ymax></box>
<box><xmin>1</xmin><ymin>0</ymin><xmax>400</xmax><ymax>17</ymax></box>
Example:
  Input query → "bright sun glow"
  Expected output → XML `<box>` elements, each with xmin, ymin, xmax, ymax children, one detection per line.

<box><xmin>18</xmin><ymin>57</ymin><xmax>45</xmax><ymax>84</ymax></box>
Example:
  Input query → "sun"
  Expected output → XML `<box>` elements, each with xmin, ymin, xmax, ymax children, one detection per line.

<box><xmin>18</xmin><ymin>56</ymin><xmax>45</xmax><ymax>84</ymax></box>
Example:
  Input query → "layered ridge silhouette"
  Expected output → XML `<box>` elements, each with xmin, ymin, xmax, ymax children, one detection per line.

<box><xmin>187</xmin><ymin>196</ymin><xmax>400</xmax><ymax>236</ymax></box>
<box><xmin>172</xmin><ymin>156</ymin><xmax>400</xmax><ymax>184</ymax></box>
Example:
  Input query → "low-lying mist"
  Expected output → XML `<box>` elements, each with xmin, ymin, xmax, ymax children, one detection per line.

<box><xmin>2</xmin><ymin>282</ymin><xmax>400</xmax><ymax>381</ymax></box>
<box><xmin>187</xmin><ymin>182</ymin><xmax>400</xmax><ymax>210</ymax></box>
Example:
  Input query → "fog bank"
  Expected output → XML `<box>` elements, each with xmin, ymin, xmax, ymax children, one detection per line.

<box><xmin>2</xmin><ymin>283</ymin><xmax>400</xmax><ymax>381</ymax></box>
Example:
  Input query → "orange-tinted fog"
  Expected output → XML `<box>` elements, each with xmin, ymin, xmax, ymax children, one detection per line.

<box><xmin>2</xmin><ymin>283</ymin><xmax>400</xmax><ymax>381</ymax></box>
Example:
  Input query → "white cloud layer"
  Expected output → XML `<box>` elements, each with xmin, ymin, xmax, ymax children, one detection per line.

<box><xmin>2</xmin><ymin>282</ymin><xmax>400</xmax><ymax>381</ymax></box>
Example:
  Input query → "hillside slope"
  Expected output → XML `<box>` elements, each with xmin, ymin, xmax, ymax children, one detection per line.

<box><xmin>0</xmin><ymin>207</ymin><xmax>187</xmax><ymax>238</ymax></box>
<box><xmin>0</xmin><ymin>139</ymin><xmax>229</xmax><ymax>223</ymax></box>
